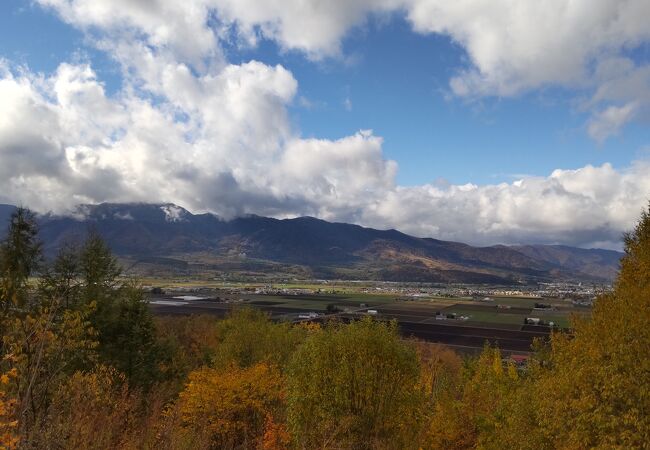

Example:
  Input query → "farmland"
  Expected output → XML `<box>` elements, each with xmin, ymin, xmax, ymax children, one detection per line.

<box><xmin>148</xmin><ymin>281</ymin><xmax>592</xmax><ymax>353</ymax></box>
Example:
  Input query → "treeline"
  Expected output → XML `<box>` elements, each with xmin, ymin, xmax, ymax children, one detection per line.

<box><xmin>1</xmin><ymin>206</ymin><xmax>649</xmax><ymax>449</ymax></box>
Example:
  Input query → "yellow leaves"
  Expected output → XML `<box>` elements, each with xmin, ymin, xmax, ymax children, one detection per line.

<box><xmin>26</xmin><ymin>366</ymin><xmax>145</xmax><ymax>449</ymax></box>
<box><xmin>286</xmin><ymin>318</ymin><xmax>423</xmax><ymax>449</ymax></box>
<box><xmin>507</xmin><ymin>362</ymin><xmax>519</xmax><ymax>381</ymax></box>
<box><xmin>0</xmin><ymin>301</ymin><xmax>99</xmax><ymax>446</ymax></box>
<box><xmin>0</xmin><ymin>370</ymin><xmax>16</xmax><ymax>388</ymax></box>
<box><xmin>178</xmin><ymin>362</ymin><xmax>285</xmax><ymax>448</ymax></box>
<box><xmin>424</xmin><ymin>345</ymin><xmax>529</xmax><ymax>450</ymax></box>
<box><xmin>532</xmin><ymin>288</ymin><xmax>650</xmax><ymax>447</ymax></box>
<box><xmin>415</xmin><ymin>341</ymin><xmax>462</xmax><ymax>402</ymax></box>
<box><xmin>212</xmin><ymin>308</ymin><xmax>308</xmax><ymax>370</ymax></box>
<box><xmin>491</xmin><ymin>349</ymin><xmax>504</xmax><ymax>377</ymax></box>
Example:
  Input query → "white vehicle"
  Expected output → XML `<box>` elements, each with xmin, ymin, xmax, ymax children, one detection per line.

<box><xmin>298</xmin><ymin>312</ymin><xmax>320</xmax><ymax>319</ymax></box>
<box><xmin>366</xmin><ymin>309</ymin><xmax>378</xmax><ymax>315</ymax></box>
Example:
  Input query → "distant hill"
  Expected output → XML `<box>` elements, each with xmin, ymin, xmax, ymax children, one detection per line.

<box><xmin>0</xmin><ymin>203</ymin><xmax>622</xmax><ymax>284</ymax></box>
<box><xmin>509</xmin><ymin>244</ymin><xmax>622</xmax><ymax>282</ymax></box>
<box><xmin>0</xmin><ymin>204</ymin><xmax>16</xmax><ymax>228</ymax></box>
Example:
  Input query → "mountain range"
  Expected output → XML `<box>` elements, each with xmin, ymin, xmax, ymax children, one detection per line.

<box><xmin>0</xmin><ymin>203</ymin><xmax>622</xmax><ymax>284</ymax></box>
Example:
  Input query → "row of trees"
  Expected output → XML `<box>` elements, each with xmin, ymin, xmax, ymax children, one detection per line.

<box><xmin>0</xmin><ymin>209</ymin><xmax>165</xmax><ymax>447</ymax></box>
<box><xmin>1</xmin><ymin>205</ymin><xmax>649</xmax><ymax>449</ymax></box>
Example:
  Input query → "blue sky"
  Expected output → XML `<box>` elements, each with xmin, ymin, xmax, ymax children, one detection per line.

<box><xmin>3</xmin><ymin>0</ymin><xmax>647</xmax><ymax>186</ymax></box>
<box><xmin>0</xmin><ymin>0</ymin><xmax>649</xmax><ymax>247</ymax></box>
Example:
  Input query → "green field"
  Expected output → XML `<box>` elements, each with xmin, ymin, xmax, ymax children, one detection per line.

<box><xmin>144</xmin><ymin>278</ymin><xmax>592</xmax><ymax>330</ymax></box>
<box><xmin>442</xmin><ymin>309</ymin><xmax>529</xmax><ymax>326</ymax></box>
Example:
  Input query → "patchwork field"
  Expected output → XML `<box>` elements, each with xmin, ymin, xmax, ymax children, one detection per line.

<box><xmin>148</xmin><ymin>282</ymin><xmax>592</xmax><ymax>352</ymax></box>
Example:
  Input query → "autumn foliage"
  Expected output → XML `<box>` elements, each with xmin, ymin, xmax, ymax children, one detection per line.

<box><xmin>286</xmin><ymin>318</ymin><xmax>424</xmax><ymax>449</ymax></box>
<box><xmin>0</xmin><ymin>204</ymin><xmax>649</xmax><ymax>449</ymax></box>
<box><xmin>179</xmin><ymin>363</ymin><xmax>285</xmax><ymax>448</ymax></box>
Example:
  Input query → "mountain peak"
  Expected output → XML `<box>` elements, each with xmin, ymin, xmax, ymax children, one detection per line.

<box><xmin>0</xmin><ymin>202</ymin><xmax>622</xmax><ymax>283</ymax></box>
<box><xmin>159</xmin><ymin>204</ymin><xmax>190</xmax><ymax>222</ymax></box>
<box><xmin>61</xmin><ymin>202</ymin><xmax>192</xmax><ymax>223</ymax></box>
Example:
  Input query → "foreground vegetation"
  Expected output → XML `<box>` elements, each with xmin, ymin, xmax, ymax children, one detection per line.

<box><xmin>0</xmin><ymin>206</ymin><xmax>649</xmax><ymax>449</ymax></box>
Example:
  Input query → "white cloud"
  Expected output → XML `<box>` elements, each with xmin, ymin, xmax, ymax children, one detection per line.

<box><xmin>1</xmin><ymin>58</ymin><xmax>647</xmax><ymax>249</ymax></box>
<box><xmin>361</xmin><ymin>162</ymin><xmax>650</xmax><ymax>249</ymax></box>
<box><xmin>160</xmin><ymin>204</ymin><xmax>188</xmax><ymax>222</ymax></box>
<box><xmin>206</xmin><ymin>0</ymin><xmax>403</xmax><ymax>58</ymax></box>
<box><xmin>404</xmin><ymin>0</ymin><xmax>650</xmax><ymax>140</ymax></box>
<box><xmin>273</xmin><ymin>131</ymin><xmax>397</xmax><ymax>220</ymax></box>
<box><xmin>406</xmin><ymin>0</ymin><xmax>650</xmax><ymax>94</ymax></box>
<box><xmin>0</xmin><ymin>0</ymin><xmax>648</xmax><ymax>249</ymax></box>
<box><xmin>37</xmin><ymin>0</ymin><xmax>222</xmax><ymax>67</ymax></box>
<box><xmin>587</xmin><ymin>103</ymin><xmax>638</xmax><ymax>142</ymax></box>
<box><xmin>0</xmin><ymin>60</ymin><xmax>399</xmax><ymax>221</ymax></box>
<box><xmin>36</xmin><ymin>0</ymin><xmax>650</xmax><ymax>141</ymax></box>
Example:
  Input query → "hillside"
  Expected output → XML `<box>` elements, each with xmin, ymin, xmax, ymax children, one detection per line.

<box><xmin>510</xmin><ymin>244</ymin><xmax>622</xmax><ymax>282</ymax></box>
<box><xmin>0</xmin><ymin>203</ymin><xmax>622</xmax><ymax>283</ymax></box>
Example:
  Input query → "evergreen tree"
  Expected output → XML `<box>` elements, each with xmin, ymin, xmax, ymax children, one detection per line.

<box><xmin>38</xmin><ymin>243</ymin><xmax>81</xmax><ymax>310</ymax></box>
<box><xmin>79</xmin><ymin>229</ymin><xmax>120</xmax><ymax>309</ymax></box>
<box><xmin>0</xmin><ymin>208</ymin><xmax>42</xmax><ymax>319</ymax></box>
<box><xmin>77</xmin><ymin>232</ymin><xmax>162</xmax><ymax>388</ymax></box>
<box><xmin>98</xmin><ymin>283</ymin><xmax>160</xmax><ymax>388</ymax></box>
<box><xmin>0</xmin><ymin>212</ymin><xmax>97</xmax><ymax>443</ymax></box>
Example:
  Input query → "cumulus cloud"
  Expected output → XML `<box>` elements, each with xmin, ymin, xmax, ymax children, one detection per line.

<box><xmin>1</xmin><ymin>57</ymin><xmax>647</xmax><ymax>249</ymax></box>
<box><xmin>205</xmin><ymin>0</ymin><xmax>404</xmax><ymax>58</ymax></box>
<box><xmin>0</xmin><ymin>59</ymin><xmax>397</xmax><ymax>220</ymax></box>
<box><xmin>362</xmin><ymin>162</ymin><xmax>650</xmax><ymax>249</ymax></box>
<box><xmin>36</xmin><ymin>0</ymin><xmax>650</xmax><ymax>140</ymax></box>
<box><xmin>0</xmin><ymin>0</ymin><xmax>648</xmax><ymax>249</ymax></box>
<box><xmin>406</xmin><ymin>0</ymin><xmax>650</xmax><ymax>95</ymax></box>
<box><xmin>37</xmin><ymin>0</ymin><xmax>223</xmax><ymax>67</ymax></box>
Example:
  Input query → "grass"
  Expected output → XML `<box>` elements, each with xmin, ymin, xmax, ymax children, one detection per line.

<box><xmin>443</xmin><ymin>309</ymin><xmax>529</xmax><ymax>326</ymax></box>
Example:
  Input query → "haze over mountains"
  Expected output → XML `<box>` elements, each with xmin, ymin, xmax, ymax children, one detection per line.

<box><xmin>0</xmin><ymin>203</ymin><xmax>621</xmax><ymax>284</ymax></box>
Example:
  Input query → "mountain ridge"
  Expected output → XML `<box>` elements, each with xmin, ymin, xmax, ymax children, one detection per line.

<box><xmin>0</xmin><ymin>203</ymin><xmax>622</xmax><ymax>283</ymax></box>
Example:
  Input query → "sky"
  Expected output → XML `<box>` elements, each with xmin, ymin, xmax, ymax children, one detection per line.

<box><xmin>0</xmin><ymin>0</ymin><xmax>649</xmax><ymax>249</ymax></box>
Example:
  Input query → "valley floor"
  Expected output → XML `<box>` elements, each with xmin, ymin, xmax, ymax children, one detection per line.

<box><xmin>147</xmin><ymin>281</ymin><xmax>590</xmax><ymax>353</ymax></box>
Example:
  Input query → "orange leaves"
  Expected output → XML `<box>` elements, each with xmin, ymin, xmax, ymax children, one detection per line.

<box><xmin>0</xmin><ymin>369</ymin><xmax>18</xmax><ymax>450</ymax></box>
<box><xmin>178</xmin><ymin>362</ymin><xmax>286</xmax><ymax>448</ymax></box>
<box><xmin>261</xmin><ymin>414</ymin><xmax>290</xmax><ymax>450</ymax></box>
<box><xmin>0</xmin><ymin>202</ymin><xmax>647</xmax><ymax>449</ymax></box>
<box><xmin>294</xmin><ymin>320</ymin><xmax>321</xmax><ymax>333</ymax></box>
<box><xmin>0</xmin><ymin>369</ymin><xmax>16</xmax><ymax>388</ymax></box>
<box><xmin>0</xmin><ymin>303</ymin><xmax>98</xmax><ymax>446</ymax></box>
